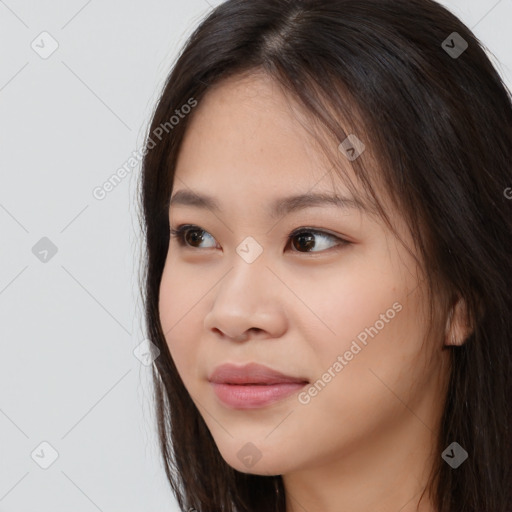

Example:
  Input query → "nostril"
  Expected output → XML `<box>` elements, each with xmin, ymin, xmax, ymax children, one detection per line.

<box><xmin>213</xmin><ymin>327</ymin><xmax>263</xmax><ymax>340</ymax></box>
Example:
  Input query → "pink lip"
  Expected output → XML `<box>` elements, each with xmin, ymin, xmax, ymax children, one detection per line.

<box><xmin>208</xmin><ymin>363</ymin><xmax>309</xmax><ymax>409</ymax></box>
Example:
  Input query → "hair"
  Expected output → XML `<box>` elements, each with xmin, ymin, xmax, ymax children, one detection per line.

<box><xmin>137</xmin><ymin>1</ymin><xmax>512</xmax><ymax>511</ymax></box>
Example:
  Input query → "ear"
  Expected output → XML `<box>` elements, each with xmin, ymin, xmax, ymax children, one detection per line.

<box><xmin>444</xmin><ymin>296</ymin><xmax>472</xmax><ymax>347</ymax></box>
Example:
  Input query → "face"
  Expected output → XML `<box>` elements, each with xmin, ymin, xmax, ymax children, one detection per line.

<box><xmin>158</xmin><ymin>72</ymin><xmax>449</xmax><ymax>478</ymax></box>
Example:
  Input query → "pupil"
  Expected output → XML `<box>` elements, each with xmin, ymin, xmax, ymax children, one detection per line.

<box><xmin>187</xmin><ymin>230</ymin><xmax>203</xmax><ymax>246</ymax></box>
<box><xmin>294</xmin><ymin>233</ymin><xmax>315</xmax><ymax>251</ymax></box>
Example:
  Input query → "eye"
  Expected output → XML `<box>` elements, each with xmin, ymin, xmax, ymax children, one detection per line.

<box><xmin>169</xmin><ymin>225</ymin><xmax>218</xmax><ymax>249</ymax></box>
<box><xmin>169</xmin><ymin>224</ymin><xmax>349</xmax><ymax>253</ymax></box>
<box><xmin>287</xmin><ymin>228</ymin><xmax>348</xmax><ymax>253</ymax></box>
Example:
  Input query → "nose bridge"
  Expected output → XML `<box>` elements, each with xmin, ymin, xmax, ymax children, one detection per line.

<box><xmin>203</xmin><ymin>247</ymin><xmax>285</xmax><ymax>339</ymax></box>
<box><xmin>216</xmin><ymin>249</ymin><xmax>269</xmax><ymax>315</ymax></box>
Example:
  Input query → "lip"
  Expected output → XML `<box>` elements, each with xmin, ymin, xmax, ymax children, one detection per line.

<box><xmin>209</xmin><ymin>362</ymin><xmax>308</xmax><ymax>385</ymax></box>
<box><xmin>208</xmin><ymin>363</ymin><xmax>309</xmax><ymax>409</ymax></box>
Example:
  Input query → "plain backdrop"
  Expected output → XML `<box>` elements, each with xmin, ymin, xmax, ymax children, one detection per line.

<box><xmin>0</xmin><ymin>1</ymin><xmax>511</xmax><ymax>511</ymax></box>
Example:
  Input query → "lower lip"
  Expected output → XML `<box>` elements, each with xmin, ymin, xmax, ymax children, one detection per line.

<box><xmin>210</xmin><ymin>382</ymin><xmax>307</xmax><ymax>409</ymax></box>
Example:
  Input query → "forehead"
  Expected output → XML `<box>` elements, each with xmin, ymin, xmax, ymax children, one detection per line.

<box><xmin>174</xmin><ymin>72</ymin><xmax>363</xmax><ymax>200</ymax></box>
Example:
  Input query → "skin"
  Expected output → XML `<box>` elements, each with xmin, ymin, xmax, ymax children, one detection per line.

<box><xmin>158</xmin><ymin>72</ymin><xmax>469</xmax><ymax>512</ymax></box>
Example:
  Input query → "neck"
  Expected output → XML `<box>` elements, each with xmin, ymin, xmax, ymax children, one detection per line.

<box><xmin>283</xmin><ymin>411</ymin><xmax>440</xmax><ymax>512</ymax></box>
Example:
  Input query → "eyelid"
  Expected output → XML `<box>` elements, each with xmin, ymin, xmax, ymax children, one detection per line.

<box><xmin>288</xmin><ymin>226</ymin><xmax>344</xmax><ymax>240</ymax></box>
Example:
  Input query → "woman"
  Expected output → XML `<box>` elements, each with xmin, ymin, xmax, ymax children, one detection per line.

<box><xmin>138</xmin><ymin>1</ymin><xmax>512</xmax><ymax>510</ymax></box>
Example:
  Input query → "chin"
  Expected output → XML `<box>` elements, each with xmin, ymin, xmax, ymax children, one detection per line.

<box><xmin>215</xmin><ymin>439</ymin><xmax>298</xmax><ymax>476</ymax></box>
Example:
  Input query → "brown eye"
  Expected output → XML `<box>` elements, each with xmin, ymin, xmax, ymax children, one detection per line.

<box><xmin>169</xmin><ymin>225</ymin><xmax>217</xmax><ymax>249</ymax></box>
<box><xmin>288</xmin><ymin>229</ymin><xmax>347</xmax><ymax>253</ymax></box>
<box><xmin>170</xmin><ymin>225</ymin><xmax>348</xmax><ymax>253</ymax></box>
<box><xmin>184</xmin><ymin>228</ymin><xmax>206</xmax><ymax>247</ymax></box>
<box><xmin>291</xmin><ymin>232</ymin><xmax>316</xmax><ymax>252</ymax></box>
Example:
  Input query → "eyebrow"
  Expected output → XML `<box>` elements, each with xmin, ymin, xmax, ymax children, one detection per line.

<box><xmin>168</xmin><ymin>189</ymin><xmax>371</xmax><ymax>218</ymax></box>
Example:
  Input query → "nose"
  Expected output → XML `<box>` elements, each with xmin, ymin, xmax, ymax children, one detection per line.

<box><xmin>203</xmin><ymin>254</ymin><xmax>288</xmax><ymax>342</ymax></box>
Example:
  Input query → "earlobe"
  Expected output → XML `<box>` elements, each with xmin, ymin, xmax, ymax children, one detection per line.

<box><xmin>444</xmin><ymin>296</ymin><xmax>472</xmax><ymax>347</ymax></box>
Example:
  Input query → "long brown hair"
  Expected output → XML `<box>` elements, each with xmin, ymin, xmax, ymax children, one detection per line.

<box><xmin>138</xmin><ymin>1</ymin><xmax>512</xmax><ymax>510</ymax></box>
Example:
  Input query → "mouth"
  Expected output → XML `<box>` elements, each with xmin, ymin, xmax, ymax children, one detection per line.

<box><xmin>208</xmin><ymin>362</ymin><xmax>309</xmax><ymax>409</ymax></box>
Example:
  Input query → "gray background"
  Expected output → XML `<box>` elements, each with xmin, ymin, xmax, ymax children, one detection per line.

<box><xmin>0</xmin><ymin>1</ymin><xmax>510</xmax><ymax>511</ymax></box>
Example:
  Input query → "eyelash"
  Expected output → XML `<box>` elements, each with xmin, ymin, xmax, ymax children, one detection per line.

<box><xmin>169</xmin><ymin>224</ymin><xmax>350</xmax><ymax>254</ymax></box>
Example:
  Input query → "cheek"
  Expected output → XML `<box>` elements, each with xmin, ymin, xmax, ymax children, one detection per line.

<box><xmin>291</xmin><ymin>297</ymin><xmax>432</xmax><ymax>461</ymax></box>
<box><xmin>299</xmin><ymin>263</ymin><xmax>408</xmax><ymax>357</ymax></box>
<box><xmin>158</xmin><ymin>261</ymin><xmax>208</xmax><ymax>383</ymax></box>
<box><xmin>313</xmin><ymin>288</ymin><xmax>431</xmax><ymax>413</ymax></box>
<box><xmin>300</xmin><ymin>262</ymin><xmax>431</xmax><ymax>402</ymax></box>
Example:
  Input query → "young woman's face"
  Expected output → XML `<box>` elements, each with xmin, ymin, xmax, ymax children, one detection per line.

<box><xmin>158</xmin><ymin>73</ymin><xmax>449</xmax><ymax>479</ymax></box>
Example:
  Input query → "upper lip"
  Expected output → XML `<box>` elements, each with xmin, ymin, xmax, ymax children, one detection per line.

<box><xmin>208</xmin><ymin>362</ymin><xmax>309</xmax><ymax>385</ymax></box>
